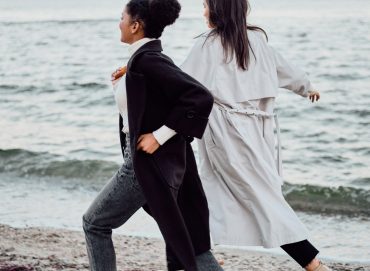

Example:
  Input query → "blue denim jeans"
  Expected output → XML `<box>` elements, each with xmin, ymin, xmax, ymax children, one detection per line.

<box><xmin>82</xmin><ymin>134</ymin><xmax>145</xmax><ymax>271</ymax></box>
<box><xmin>82</xmin><ymin>134</ymin><xmax>223</xmax><ymax>271</ymax></box>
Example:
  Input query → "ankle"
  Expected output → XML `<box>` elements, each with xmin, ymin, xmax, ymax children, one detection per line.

<box><xmin>305</xmin><ymin>258</ymin><xmax>320</xmax><ymax>271</ymax></box>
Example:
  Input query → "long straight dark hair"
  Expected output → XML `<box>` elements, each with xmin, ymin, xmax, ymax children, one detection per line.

<box><xmin>206</xmin><ymin>0</ymin><xmax>267</xmax><ymax>70</ymax></box>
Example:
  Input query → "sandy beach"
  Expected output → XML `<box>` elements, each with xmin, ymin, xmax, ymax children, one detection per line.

<box><xmin>0</xmin><ymin>224</ymin><xmax>369</xmax><ymax>271</ymax></box>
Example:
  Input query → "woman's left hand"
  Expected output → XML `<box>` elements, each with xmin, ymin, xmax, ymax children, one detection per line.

<box><xmin>137</xmin><ymin>133</ymin><xmax>160</xmax><ymax>154</ymax></box>
<box><xmin>308</xmin><ymin>90</ymin><xmax>320</xmax><ymax>103</ymax></box>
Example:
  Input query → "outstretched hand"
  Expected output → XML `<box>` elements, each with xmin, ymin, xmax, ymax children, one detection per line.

<box><xmin>137</xmin><ymin>133</ymin><xmax>160</xmax><ymax>154</ymax></box>
<box><xmin>308</xmin><ymin>90</ymin><xmax>320</xmax><ymax>103</ymax></box>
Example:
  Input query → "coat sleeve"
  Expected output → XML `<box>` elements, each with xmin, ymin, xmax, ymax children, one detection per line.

<box><xmin>270</xmin><ymin>46</ymin><xmax>314</xmax><ymax>97</ymax></box>
<box><xmin>136</xmin><ymin>52</ymin><xmax>214</xmax><ymax>139</ymax></box>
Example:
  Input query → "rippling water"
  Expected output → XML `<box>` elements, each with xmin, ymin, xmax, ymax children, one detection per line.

<box><xmin>0</xmin><ymin>0</ymin><xmax>369</xmax><ymax>262</ymax></box>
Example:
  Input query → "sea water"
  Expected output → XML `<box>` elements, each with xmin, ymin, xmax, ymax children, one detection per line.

<box><xmin>0</xmin><ymin>0</ymin><xmax>369</xmax><ymax>262</ymax></box>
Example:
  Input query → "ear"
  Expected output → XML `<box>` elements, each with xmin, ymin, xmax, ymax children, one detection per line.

<box><xmin>131</xmin><ymin>21</ymin><xmax>141</xmax><ymax>34</ymax></box>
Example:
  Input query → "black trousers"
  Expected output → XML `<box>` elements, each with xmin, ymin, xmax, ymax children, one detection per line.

<box><xmin>281</xmin><ymin>239</ymin><xmax>319</xmax><ymax>267</ymax></box>
<box><xmin>167</xmin><ymin>239</ymin><xmax>319</xmax><ymax>270</ymax></box>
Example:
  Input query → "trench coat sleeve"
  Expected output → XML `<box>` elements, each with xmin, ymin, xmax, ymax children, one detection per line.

<box><xmin>136</xmin><ymin>52</ymin><xmax>214</xmax><ymax>139</ymax></box>
<box><xmin>270</xmin><ymin>46</ymin><xmax>314</xmax><ymax>97</ymax></box>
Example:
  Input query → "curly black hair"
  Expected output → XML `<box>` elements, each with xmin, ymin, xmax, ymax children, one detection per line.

<box><xmin>126</xmin><ymin>0</ymin><xmax>181</xmax><ymax>39</ymax></box>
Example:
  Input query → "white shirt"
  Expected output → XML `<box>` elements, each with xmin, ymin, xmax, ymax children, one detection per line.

<box><xmin>113</xmin><ymin>38</ymin><xmax>177</xmax><ymax>145</ymax></box>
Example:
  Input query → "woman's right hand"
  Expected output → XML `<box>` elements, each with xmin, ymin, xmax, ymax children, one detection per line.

<box><xmin>111</xmin><ymin>66</ymin><xmax>127</xmax><ymax>86</ymax></box>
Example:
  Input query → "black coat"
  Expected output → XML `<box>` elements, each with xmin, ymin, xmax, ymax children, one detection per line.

<box><xmin>119</xmin><ymin>40</ymin><xmax>214</xmax><ymax>271</ymax></box>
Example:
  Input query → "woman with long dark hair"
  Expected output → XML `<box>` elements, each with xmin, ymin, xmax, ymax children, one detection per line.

<box><xmin>82</xmin><ymin>0</ymin><xmax>224</xmax><ymax>270</ymax></box>
<box><xmin>179</xmin><ymin>0</ymin><xmax>331</xmax><ymax>270</ymax></box>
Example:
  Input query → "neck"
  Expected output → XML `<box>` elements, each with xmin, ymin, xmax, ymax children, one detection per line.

<box><xmin>129</xmin><ymin>35</ymin><xmax>146</xmax><ymax>45</ymax></box>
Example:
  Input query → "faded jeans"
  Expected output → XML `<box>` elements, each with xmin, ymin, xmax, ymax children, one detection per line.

<box><xmin>82</xmin><ymin>134</ymin><xmax>223</xmax><ymax>271</ymax></box>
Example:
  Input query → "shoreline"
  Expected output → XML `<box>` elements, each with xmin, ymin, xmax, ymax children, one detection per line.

<box><xmin>1</xmin><ymin>224</ymin><xmax>369</xmax><ymax>271</ymax></box>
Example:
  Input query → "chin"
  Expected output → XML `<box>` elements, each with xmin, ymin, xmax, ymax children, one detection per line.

<box><xmin>121</xmin><ymin>36</ymin><xmax>131</xmax><ymax>44</ymax></box>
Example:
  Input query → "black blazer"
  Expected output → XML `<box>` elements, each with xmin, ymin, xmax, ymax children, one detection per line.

<box><xmin>119</xmin><ymin>40</ymin><xmax>214</xmax><ymax>270</ymax></box>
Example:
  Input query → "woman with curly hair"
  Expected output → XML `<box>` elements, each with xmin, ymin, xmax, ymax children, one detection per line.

<box><xmin>82</xmin><ymin>0</ymin><xmax>223</xmax><ymax>270</ymax></box>
<box><xmin>178</xmin><ymin>0</ymin><xmax>332</xmax><ymax>270</ymax></box>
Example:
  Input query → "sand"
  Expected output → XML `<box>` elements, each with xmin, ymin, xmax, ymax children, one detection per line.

<box><xmin>0</xmin><ymin>224</ymin><xmax>369</xmax><ymax>271</ymax></box>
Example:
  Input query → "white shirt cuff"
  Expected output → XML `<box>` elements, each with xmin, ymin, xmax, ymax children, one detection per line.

<box><xmin>153</xmin><ymin>125</ymin><xmax>177</xmax><ymax>145</ymax></box>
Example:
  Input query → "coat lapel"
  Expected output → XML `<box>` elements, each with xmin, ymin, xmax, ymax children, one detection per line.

<box><xmin>125</xmin><ymin>71</ymin><xmax>145</xmax><ymax>155</ymax></box>
<box><xmin>125</xmin><ymin>40</ymin><xmax>163</xmax><ymax>156</ymax></box>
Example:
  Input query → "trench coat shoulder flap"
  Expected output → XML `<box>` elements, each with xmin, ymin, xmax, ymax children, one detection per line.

<box><xmin>127</xmin><ymin>40</ymin><xmax>214</xmax><ymax>140</ymax></box>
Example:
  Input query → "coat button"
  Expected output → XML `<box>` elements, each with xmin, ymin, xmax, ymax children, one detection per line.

<box><xmin>186</xmin><ymin>110</ymin><xmax>195</xmax><ymax>119</ymax></box>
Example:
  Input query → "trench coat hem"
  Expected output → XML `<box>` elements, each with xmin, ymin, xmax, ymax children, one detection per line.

<box><xmin>212</xmin><ymin>233</ymin><xmax>310</xmax><ymax>249</ymax></box>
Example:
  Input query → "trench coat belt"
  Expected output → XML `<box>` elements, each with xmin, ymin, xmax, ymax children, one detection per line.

<box><xmin>213</xmin><ymin>101</ymin><xmax>283</xmax><ymax>177</ymax></box>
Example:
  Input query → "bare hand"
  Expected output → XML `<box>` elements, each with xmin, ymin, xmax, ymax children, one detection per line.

<box><xmin>111</xmin><ymin>66</ymin><xmax>127</xmax><ymax>86</ymax></box>
<box><xmin>308</xmin><ymin>90</ymin><xmax>320</xmax><ymax>103</ymax></box>
<box><xmin>137</xmin><ymin>133</ymin><xmax>160</xmax><ymax>154</ymax></box>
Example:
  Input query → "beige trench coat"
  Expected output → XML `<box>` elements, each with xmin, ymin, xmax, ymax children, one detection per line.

<box><xmin>181</xmin><ymin>30</ymin><xmax>313</xmax><ymax>248</ymax></box>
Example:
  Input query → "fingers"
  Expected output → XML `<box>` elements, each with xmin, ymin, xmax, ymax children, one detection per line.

<box><xmin>138</xmin><ymin>135</ymin><xmax>145</xmax><ymax>142</ymax></box>
<box><xmin>137</xmin><ymin>143</ymin><xmax>154</xmax><ymax>153</ymax></box>
<box><xmin>136</xmin><ymin>136</ymin><xmax>145</xmax><ymax>150</ymax></box>
<box><xmin>111</xmin><ymin>68</ymin><xmax>121</xmax><ymax>78</ymax></box>
<box><xmin>146</xmin><ymin>147</ymin><xmax>155</xmax><ymax>154</ymax></box>
<box><xmin>146</xmin><ymin>144</ymin><xmax>159</xmax><ymax>154</ymax></box>
<box><xmin>112</xmin><ymin>66</ymin><xmax>124</xmax><ymax>75</ymax></box>
<box><xmin>138</xmin><ymin>145</ymin><xmax>159</xmax><ymax>154</ymax></box>
<box><xmin>136</xmin><ymin>134</ymin><xmax>160</xmax><ymax>154</ymax></box>
<box><xmin>111</xmin><ymin>66</ymin><xmax>127</xmax><ymax>81</ymax></box>
<box><xmin>313</xmin><ymin>94</ymin><xmax>320</xmax><ymax>102</ymax></box>
<box><xmin>136</xmin><ymin>143</ymin><xmax>142</xmax><ymax>151</ymax></box>
<box><xmin>111</xmin><ymin>71</ymin><xmax>124</xmax><ymax>81</ymax></box>
<box><xmin>114</xmin><ymin>70</ymin><xmax>125</xmax><ymax>80</ymax></box>
<box><xmin>309</xmin><ymin>92</ymin><xmax>321</xmax><ymax>103</ymax></box>
<box><xmin>136</xmin><ymin>134</ymin><xmax>148</xmax><ymax>151</ymax></box>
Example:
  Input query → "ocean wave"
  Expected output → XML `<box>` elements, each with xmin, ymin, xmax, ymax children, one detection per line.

<box><xmin>318</xmin><ymin>73</ymin><xmax>367</xmax><ymax>81</ymax></box>
<box><xmin>283</xmin><ymin>183</ymin><xmax>370</xmax><ymax>217</ymax></box>
<box><xmin>0</xmin><ymin>84</ymin><xmax>18</xmax><ymax>90</ymax></box>
<box><xmin>69</xmin><ymin>82</ymin><xmax>108</xmax><ymax>90</ymax></box>
<box><xmin>1</xmin><ymin>148</ymin><xmax>369</xmax><ymax>217</ymax></box>
<box><xmin>0</xmin><ymin>148</ymin><xmax>118</xmax><ymax>181</ymax></box>
<box><xmin>342</xmin><ymin>109</ymin><xmax>370</xmax><ymax>118</ymax></box>
<box><xmin>0</xmin><ymin>84</ymin><xmax>38</xmax><ymax>93</ymax></box>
